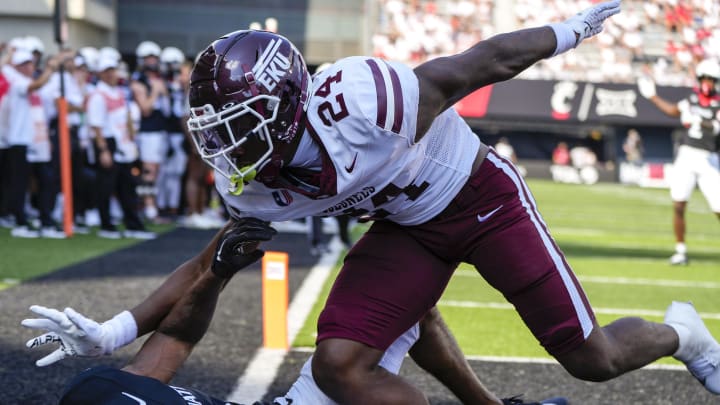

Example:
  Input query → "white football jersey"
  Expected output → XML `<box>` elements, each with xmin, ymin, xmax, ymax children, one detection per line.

<box><xmin>217</xmin><ymin>56</ymin><xmax>480</xmax><ymax>226</ymax></box>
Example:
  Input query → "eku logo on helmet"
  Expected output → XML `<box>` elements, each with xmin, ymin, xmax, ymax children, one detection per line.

<box><xmin>272</xmin><ymin>190</ymin><xmax>293</xmax><ymax>206</ymax></box>
<box><xmin>252</xmin><ymin>39</ymin><xmax>291</xmax><ymax>93</ymax></box>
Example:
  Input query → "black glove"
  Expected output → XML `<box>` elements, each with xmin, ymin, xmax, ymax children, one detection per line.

<box><xmin>212</xmin><ymin>217</ymin><xmax>277</xmax><ymax>278</ymax></box>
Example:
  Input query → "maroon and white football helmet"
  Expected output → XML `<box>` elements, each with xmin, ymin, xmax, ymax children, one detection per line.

<box><xmin>187</xmin><ymin>30</ymin><xmax>310</xmax><ymax>186</ymax></box>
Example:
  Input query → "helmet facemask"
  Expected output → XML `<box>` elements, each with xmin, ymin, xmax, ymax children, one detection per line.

<box><xmin>188</xmin><ymin>94</ymin><xmax>282</xmax><ymax>194</ymax></box>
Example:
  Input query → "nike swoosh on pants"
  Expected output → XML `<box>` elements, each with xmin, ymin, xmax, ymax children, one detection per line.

<box><xmin>477</xmin><ymin>204</ymin><xmax>503</xmax><ymax>222</ymax></box>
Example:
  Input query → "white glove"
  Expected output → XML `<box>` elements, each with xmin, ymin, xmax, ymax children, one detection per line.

<box><xmin>549</xmin><ymin>0</ymin><xmax>621</xmax><ymax>56</ymax></box>
<box><xmin>637</xmin><ymin>76</ymin><xmax>656</xmax><ymax>99</ymax></box>
<box><xmin>22</xmin><ymin>305</ymin><xmax>137</xmax><ymax>367</ymax></box>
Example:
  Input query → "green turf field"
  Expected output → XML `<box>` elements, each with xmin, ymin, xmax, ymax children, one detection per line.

<box><xmin>295</xmin><ymin>179</ymin><xmax>720</xmax><ymax>365</ymax></box>
<box><xmin>0</xmin><ymin>224</ymin><xmax>174</xmax><ymax>283</ymax></box>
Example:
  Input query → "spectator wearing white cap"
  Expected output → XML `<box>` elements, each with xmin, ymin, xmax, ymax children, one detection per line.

<box><xmin>73</xmin><ymin>47</ymin><xmax>103</xmax><ymax>228</ymax></box>
<box><xmin>86</xmin><ymin>53</ymin><xmax>155</xmax><ymax>240</ymax></box>
<box><xmin>156</xmin><ymin>47</ymin><xmax>188</xmax><ymax>223</ymax></box>
<box><xmin>131</xmin><ymin>40</ymin><xmax>169</xmax><ymax>223</ymax></box>
<box><xmin>0</xmin><ymin>48</ymin><xmax>65</xmax><ymax>237</ymax></box>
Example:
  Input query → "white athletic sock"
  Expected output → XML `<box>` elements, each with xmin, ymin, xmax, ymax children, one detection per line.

<box><xmin>675</xmin><ymin>243</ymin><xmax>687</xmax><ymax>254</ymax></box>
<box><xmin>377</xmin><ymin>322</ymin><xmax>420</xmax><ymax>374</ymax></box>
<box><xmin>279</xmin><ymin>357</ymin><xmax>334</xmax><ymax>405</ymax></box>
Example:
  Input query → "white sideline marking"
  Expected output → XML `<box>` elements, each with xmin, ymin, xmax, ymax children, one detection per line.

<box><xmin>578</xmin><ymin>275</ymin><xmax>720</xmax><ymax>289</ymax></box>
<box><xmin>462</xmin><ymin>355</ymin><xmax>687</xmax><ymax>372</ymax></box>
<box><xmin>454</xmin><ymin>269</ymin><xmax>720</xmax><ymax>289</ymax></box>
<box><xmin>226</xmin><ymin>238</ymin><xmax>343</xmax><ymax>403</ymax></box>
<box><xmin>438</xmin><ymin>300</ymin><xmax>720</xmax><ymax>320</ymax></box>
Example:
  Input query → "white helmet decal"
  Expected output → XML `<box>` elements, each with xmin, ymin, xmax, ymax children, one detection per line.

<box><xmin>252</xmin><ymin>38</ymin><xmax>291</xmax><ymax>93</ymax></box>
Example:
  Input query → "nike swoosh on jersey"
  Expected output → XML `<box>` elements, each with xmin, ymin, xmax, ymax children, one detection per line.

<box><xmin>477</xmin><ymin>204</ymin><xmax>503</xmax><ymax>222</ymax></box>
<box><xmin>345</xmin><ymin>152</ymin><xmax>358</xmax><ymax>173</ymax></box>
<box><xmin>121</xmin><ymin>392</ymin><xmax>147</xmax><ymax>405</ymax></box>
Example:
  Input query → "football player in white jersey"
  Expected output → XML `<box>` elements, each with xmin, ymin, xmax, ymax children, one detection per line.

<box><xmin>22</xmin><ymin>1</ymin><xmax>720</xmax><ymax>403</ymax></box>
<box><xmin>638</xmin><ymin>59</ymin><xmax>720</xmax><ymax>265</ymax></box>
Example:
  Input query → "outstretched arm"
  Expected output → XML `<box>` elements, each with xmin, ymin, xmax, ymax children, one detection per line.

<box><xmin>124</xmin><ymin>217</ymin><xmax>277</xmax><ymax>382</ymax></box>
<box><xmin>637</xmin><ymin>76</ymin><xmax>681</xmax><ymax>117</ymax></box>
<box><xmin>647</xmin><ymin>95</ymin><xmax>681</xmax><ymax>118</ymax></box>
<box><xmin>23</xmin><ymin>218</ymin><xmax>276</xmax><ymax>367</ymax></box>
<box><xmin>130</xmin><ymin>223</ymin><xmax>230</xmax><ymax>337</ymax></box>
<box><xmin>414</xmin><ymin>0</ymin><xmax>621</xmax><ymax>140</ymax></box>
<box><xmin>122</xmin><ymin>268</ymin><xmax>229</xmax><ymax>382</ymax></box>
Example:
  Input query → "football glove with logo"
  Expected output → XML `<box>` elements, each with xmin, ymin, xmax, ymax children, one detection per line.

<box><xmin>22</xmin><ymin>305</ymin><xmax>137</xmax><ymax>366</ymax></box>
<box><xmin>212</xmin><ymin>217</ymin><xmax>278</xmax><ymax>278</ymax></box>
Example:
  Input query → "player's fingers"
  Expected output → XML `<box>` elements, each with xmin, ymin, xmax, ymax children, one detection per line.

<box><xmin>29</xmin><ymin>305</ymin><xmax>72</xmax><ymax>329</ymax></box>
<box><xmin>63</xmin><ymin>307</ymin><xmax>93</xmax><ymax>335</ymax></box>
<box><xmin>601</xmin><ymin>7</ymin><xmax>621</xmax><ymax>19</ymax></box>
<box><xmin>36</xmin><ymin>348</ymin><xmax>66</xmax><ymax>367</ymax></box>
<box><xmin>21</xmin><ymin>318</ymin><xmax>64</xmax><ymax>334</ymax></box>
<box><xmin>26</xmin><ymin>332</ymin><xmax>61</xmax><ymax>349</ymax></box>
<box><xmin>600</xmin><ymin>1</ymin><xmax>621</xmax><ymax>16</ymax></box>
<box><xmin>600</xmin><ymin>0</ymin><xmax>620</xmax><ymax>9</ymax></box>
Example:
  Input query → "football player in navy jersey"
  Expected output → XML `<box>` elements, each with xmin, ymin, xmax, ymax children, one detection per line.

<box><xmin>638</xmin><ymin>58</ymin><xmax>720</xmax><ymax>265</ymax></box>
<box><xmin>23</xmin><ymin>1</ymin><xmax>720</xmax><ymax>403</ymax></box>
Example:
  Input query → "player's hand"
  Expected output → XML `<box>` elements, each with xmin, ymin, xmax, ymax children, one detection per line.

<box><xmin>212</xmin><ymin>217</ymin><xmax>277</xmax><ymax>278</ymax></box>
<box><xmin>564</xmin><ymin>0</ymin><xmax>621</xmax><ymax>46</ymax></box>
<box><xmin>22</xmin><ymin>305</ymin><xmax>117</xmax><ymax>366</ymax></box>
<box><xmin>637</xmin><ymin>76</ymin><xmax>656</xmax><ymax>99</ymax></box>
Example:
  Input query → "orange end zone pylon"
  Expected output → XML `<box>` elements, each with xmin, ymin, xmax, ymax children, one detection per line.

<box><xmin>262</xmin><ymin>251</ymin><xmax>289</xmax><ymax>349</ymax></box>
<box><xmin>57</xmin><ymin>97</ymin><xmax>73</xmax><ymax>236</ymax></box>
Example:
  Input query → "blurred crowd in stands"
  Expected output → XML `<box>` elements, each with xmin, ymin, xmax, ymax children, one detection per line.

<box><xmin>0</xmin><ymin>17</ymin><xmax>356</xmax><ymax>249</ymax></box>
<box><xmin>373</xmin><ymin>0</ymin><xmax>720</xmax><ymax>86</ymax></box>
<box><xmin>0</xmin><ymin>37</ymin><xmax>225</xmax><ymax>239</ymax></box>
<box><xmin>2</xmin><ymin>2</ymin><xmax>716</xmax><ymax>239</ymax></box>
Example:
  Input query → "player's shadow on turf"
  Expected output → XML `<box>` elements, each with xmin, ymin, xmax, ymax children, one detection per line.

<box><xmin>558</xmin><ymin>242</ymin><xmax>719</xmax><ymax>262</ymax></box>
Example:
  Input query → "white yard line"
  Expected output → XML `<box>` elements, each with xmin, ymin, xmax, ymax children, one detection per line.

<box><xmin>454</xmin><ymin>269</ymin><xmax>720</xmax><ymax>289</ymax></box>
<box><xmin>578</xmin><ymin>275</ymin><xmax>720</xmax><ymax>289</ymax></box>
<box><xmin>461</xmin><ymin>355</ymin><xmax>686</xmax><ymax>371</ymax></box>
<box><xmin>225</xmin><ymin>238</ymin><xmax>342</xmax><ymax>403</ymax></box>
<box><xmin>438</xmin><ymin>300</ymin><xmax>720</xmax><ymax>320</ymax></box>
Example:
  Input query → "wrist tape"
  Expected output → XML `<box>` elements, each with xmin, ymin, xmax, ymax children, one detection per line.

<box><xmin>103</xmin><ymin>310</ymin><xmax>138</xmax><ymax>353</ymax></box>
<box><xmin>547</xmin><ymin>23</ymin><xmax>577</xmax><ymax>56</ymax></box>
